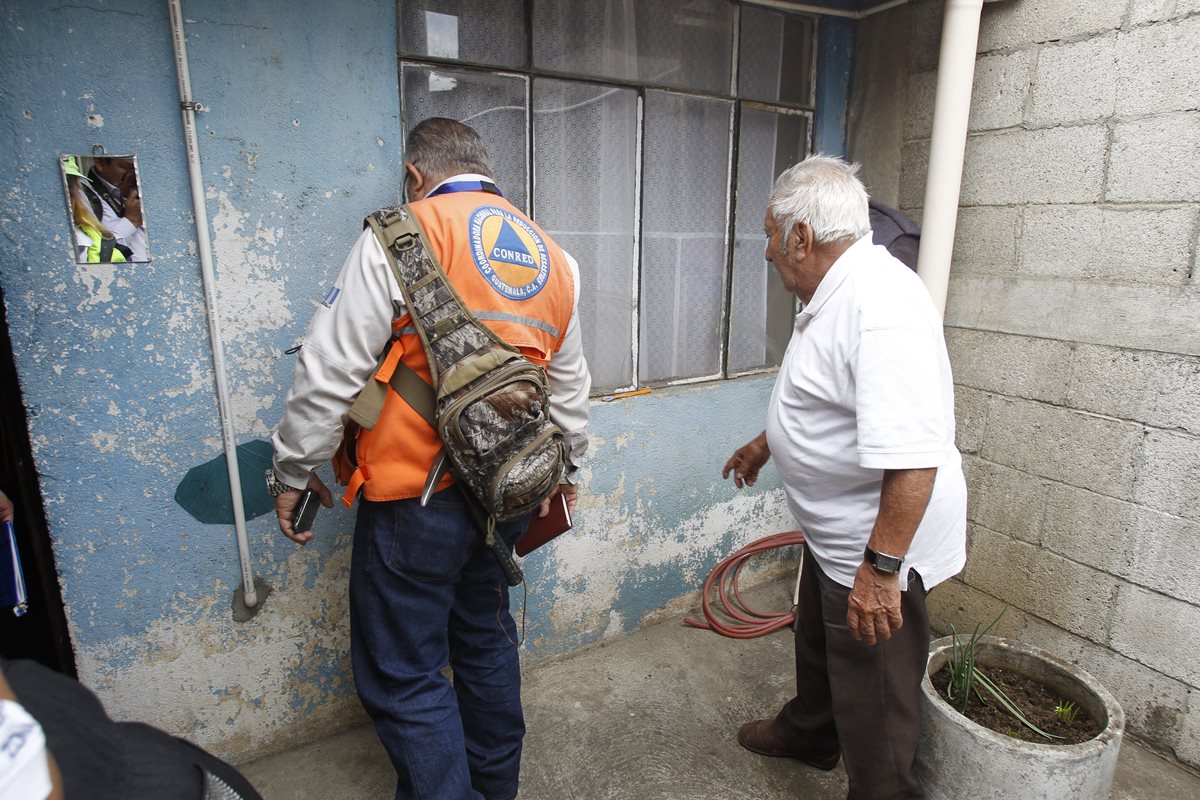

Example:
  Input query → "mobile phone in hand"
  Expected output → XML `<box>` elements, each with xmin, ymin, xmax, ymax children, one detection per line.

<box><xmin>293</xmin><ymin>489</ymin><xmax>320</xmax><ymax>533</ymax></box>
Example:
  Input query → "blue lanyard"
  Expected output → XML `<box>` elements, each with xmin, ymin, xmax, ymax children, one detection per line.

<box><xmin>427</xmin><ymin>180</ymin><xmax>503</xmax><ymax>198</ymax></box>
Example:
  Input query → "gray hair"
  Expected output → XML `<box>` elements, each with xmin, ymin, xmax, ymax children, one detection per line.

<box><xmin>769</xmin><ymin>154</ymin><xmax>871</xmax><ymax>248</ymax></box>
<box><xmin>404</xmin><ymin>117</ymin><xmax>493</xmax><ymax>182</ymax></box>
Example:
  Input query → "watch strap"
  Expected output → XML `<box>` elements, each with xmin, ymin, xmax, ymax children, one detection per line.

<box><xmin>264</xmin><ymin>468</ymin><xmax>291</xmax><ymax>497</ymax></box>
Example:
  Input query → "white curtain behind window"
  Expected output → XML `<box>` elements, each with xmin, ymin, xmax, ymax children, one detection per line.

<box><xmin>534</xmin><ymin>79</ymin><xmax>638</xmax><ymax>390</ymax></box>
<box><xmin>639</xmin><ymin>92</ymin><xmax>732</xmax><ymax>383</ymax></box>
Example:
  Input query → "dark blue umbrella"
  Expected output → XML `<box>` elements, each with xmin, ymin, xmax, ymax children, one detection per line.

<box><xmin>174</xmin><ymin>439</ymin><xmax>277</xmax><ymax>524</ymax></box>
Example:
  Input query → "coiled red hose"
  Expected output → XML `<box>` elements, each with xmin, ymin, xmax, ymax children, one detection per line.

<box><xmin>683</xmin><ymin>530</ymin><xmax>807</xmax><ymax>639</ymax></box>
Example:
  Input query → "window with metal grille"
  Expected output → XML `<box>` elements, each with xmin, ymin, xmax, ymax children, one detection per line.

<box><xmin>399</xmin><ymin>0</ymin><xmax>815</xmax><ymax>392</ymax></box>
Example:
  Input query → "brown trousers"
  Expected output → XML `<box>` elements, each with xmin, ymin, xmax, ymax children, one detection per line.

<box><xmin>775</xmin><ymin>544</ymin><xmax>930</xmax><ymax>800</ymax></box>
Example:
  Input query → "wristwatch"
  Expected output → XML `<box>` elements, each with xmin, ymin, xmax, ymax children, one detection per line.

<box><xmin>864</xmin><ymin>545</ymin><xmax>904</xmax><ymax>574</ymax></box>
<box><xmin>264</xmin><ymin>468</ymin><xmax>292</xmax><ymax>497</ymax></box>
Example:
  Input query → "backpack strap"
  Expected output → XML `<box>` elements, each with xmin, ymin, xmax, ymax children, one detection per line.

<box><xmin>346</xmin><ymin>341</ymin><xmax>436</xmax><ymax>431</ymax></box>
<box><xmin>364</xmin><ymin>205</ymin><xmax>517</xmax><ymax>398</ymax></box>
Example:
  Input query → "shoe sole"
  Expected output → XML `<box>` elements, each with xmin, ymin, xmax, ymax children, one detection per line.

<box><xmin>737</xmin><ymin>738</ymin><xmax>840</xmax><ymax>771</ymax></box>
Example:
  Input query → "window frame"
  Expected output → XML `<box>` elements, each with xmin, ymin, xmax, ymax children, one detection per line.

<box><xmin>397</xmin><ymin>0</ymin><xmax>818</xmax><ymax>394</ymax></box>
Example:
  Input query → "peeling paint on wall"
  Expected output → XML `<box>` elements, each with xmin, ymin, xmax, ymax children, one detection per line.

<box><xmin>517</xmin><ymin>382</ymin><xmax>798</xmax><ymax>663</ymax></box>
<box><xmin>0</xmin><ymin>0</ymin><xmax>801</xmax><ymax>766</ymax></box>
<box><xmin>74</xmin><ymin>542</ymin><xmax>363</xmax><ymax>759</ymax></box>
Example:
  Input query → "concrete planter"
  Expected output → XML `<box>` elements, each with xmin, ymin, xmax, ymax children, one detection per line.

<box><xmin>917</xmin><ymin>636</ymin><xmax>1124</xmax><ymax>800</ymax></box>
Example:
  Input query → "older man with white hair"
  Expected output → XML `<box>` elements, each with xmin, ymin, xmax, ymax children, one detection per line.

<box><xmin>723</xmin><ymin>155</ymin><xmax>966</xmax><ymax>799</ymax></box>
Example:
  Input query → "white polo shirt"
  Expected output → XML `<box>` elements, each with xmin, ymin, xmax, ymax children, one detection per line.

<box><xmin>766</xmin><ymin>235</ymin><xmax>966</xmax><ymax>591</ymax></box>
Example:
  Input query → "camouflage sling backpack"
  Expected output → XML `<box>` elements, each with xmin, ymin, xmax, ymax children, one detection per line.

<box><xmin>346</xmin><ymin>204</ymin><xmax>566</xmax><ymax>583</ymax></box>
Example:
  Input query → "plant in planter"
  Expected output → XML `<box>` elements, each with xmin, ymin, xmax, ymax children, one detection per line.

<box><xmin>938</xmin><ymin>610</ymin><xmax>1100</xmax><ymax>744</ymax></box>
<box><xmin>915</xmin><ymin>612</ymin><xmax>1125</xmax><ymax>800</ymax></box>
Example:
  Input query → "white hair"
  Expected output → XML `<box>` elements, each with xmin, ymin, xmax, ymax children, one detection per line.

<box><xmin>769</xmin><ymin>154</ymin><xmax>871</xmax><ymax>249</ymax></box>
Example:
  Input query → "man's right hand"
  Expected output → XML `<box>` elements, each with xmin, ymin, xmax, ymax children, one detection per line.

<box><xmin>722</xmin><ymin>432</ymin><xmax>771</xmax><ymax>488</ymax></box>
<box><xmin>275</xmin><ymin>474</ymin><xmax>334</xmax><ymax>546</ymax></box>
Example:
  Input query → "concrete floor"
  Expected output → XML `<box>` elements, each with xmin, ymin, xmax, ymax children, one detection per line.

<box><xmin>241</xmin><ymin>581</ymin><xmax>1200</xmax><ymax>800</ymax></box>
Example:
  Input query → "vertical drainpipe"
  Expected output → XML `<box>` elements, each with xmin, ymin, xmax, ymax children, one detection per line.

<box><xmin>168</xmin><ymin>0</ymin><xmax>259</xmax><ymax>611</ymax></box>
<box><xmin>916</xmin><ymin>0</ymin><xmax>1004</xmax><ymax>316</ymax></box>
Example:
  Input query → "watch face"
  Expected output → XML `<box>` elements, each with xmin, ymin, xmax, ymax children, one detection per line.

<box><xmin>866</xmin><ymin>546</ymin><xmax>903</xmax><ymax>573</ymax></box>
<box><xmin>876</xmin><ymin>554</ymin><xmax>902</xmax><ymax>572</ymax></box>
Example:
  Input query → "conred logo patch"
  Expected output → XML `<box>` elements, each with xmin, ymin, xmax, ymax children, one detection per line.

<box><xmin>468</xmin><ymin>206</ymin><xmax>550</xmax><ymax>300</ymax></box>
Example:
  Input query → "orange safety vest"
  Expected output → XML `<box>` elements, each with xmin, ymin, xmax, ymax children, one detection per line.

<box><xmin>343</xmin><ymin>190</ymin><xmax>575</xmax><ymax>504</ymax></box>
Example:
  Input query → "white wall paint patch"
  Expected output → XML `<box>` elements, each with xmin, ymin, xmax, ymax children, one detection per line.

<box><xmin>543</xmin><ymin>483</ymin><xmax>794</xmax><ymax>642</ymax></box>
<box><xmin>207</xmin><ymin>190</ymin><xmax>294</xmax><ymax>340</ymax></box>
<box><xmin>74</xmin><ymin>262</ymin><xmax>117</xmax><ymax>309</ymax></box>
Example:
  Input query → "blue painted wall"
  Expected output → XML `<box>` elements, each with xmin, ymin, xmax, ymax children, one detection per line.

<box><xmin>0</xmin><ymin>1</ymin><xmax>807</xmax><ymax>761</ymax></box>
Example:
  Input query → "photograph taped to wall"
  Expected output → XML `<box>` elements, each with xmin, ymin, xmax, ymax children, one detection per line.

<box><xmin>59</xmin><ymin>154</ymin><xmax>150</xmax><ymax>263</ymax></box>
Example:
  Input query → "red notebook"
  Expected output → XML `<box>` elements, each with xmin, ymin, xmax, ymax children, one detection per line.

<box><xmin>515</xmin><ymin>492</ymin><xmax>573</xmax><ymax>557</ymax></box>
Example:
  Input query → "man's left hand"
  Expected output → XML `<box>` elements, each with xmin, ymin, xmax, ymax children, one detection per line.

<box><xmin>847</xmin><ymin>560</ymin><xmax>903</xmax><ymax>646</ymax></box>
<box><xmin>537</xmin><ymin>482</ymin><xmax>578</xmax><ymax>518</ymax></box>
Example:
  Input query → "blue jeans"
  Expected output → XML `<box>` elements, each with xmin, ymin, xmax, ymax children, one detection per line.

<box><xmin>350</xmin><ymin>485</ymin><xmax>529</xmax><ymax>800</ymax></box>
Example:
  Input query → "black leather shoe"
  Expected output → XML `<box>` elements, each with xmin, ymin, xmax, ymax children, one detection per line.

<box><xmin>737</xmin><ymin>719</ymin><xmax>840</xmax><ymax>771</ymax></box>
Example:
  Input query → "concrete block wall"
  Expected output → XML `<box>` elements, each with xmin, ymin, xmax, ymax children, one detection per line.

<box><xmin>852</xmin><ymin>0</ymin><xmax>1200</xmax><ymax>769</ymax></box>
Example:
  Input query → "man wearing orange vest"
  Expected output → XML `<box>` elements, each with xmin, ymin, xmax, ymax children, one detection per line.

<box><xmin>268</xmin><ymin>118</ymin><xmax>591</xmax><ymax>800</ymax></box>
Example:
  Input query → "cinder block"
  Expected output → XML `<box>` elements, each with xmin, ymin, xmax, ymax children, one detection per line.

<box><xmin>1027</xmin><ymin>35</ymin><xmax>1117</xmax><ymax>127</ymax></box>
<box><xmin>1091</xmin><ymin>658</ymin><xmax>1192</xmax><ymax>758</ymax></box>
<box><xmin>1019</xmin><ymin>205</ymin><xmax>1194</xmax><ymax>285</ymax></box>
<box><xmin>1179</xmin><ymin>695</ymin><xmax>1200</xmax><ymax>770</ymax></box>
<box><xmin>904</xmin><ymin>70</ymin><xmax>937</xmax><ymax>141</ymax></box>
<box><xmin>981</xmin><ymin>397</ymin><xmax>1141</xmax><ymax>499</ymax></box>
<box><xmin>1116</xmin><ymin>16</ymin><xmax>1200</xmax><ymax>116</ymax></box>
<box><xmin>965</xmin><ymin>526</ymin><xmax>1118</xmax><ymax>644</ymax></box>
<box><xmin>1134</xmin><ymin>429</ymin><xmax>1200</xmax><ymax>521</ymax></box>
<box><xmin>1067</xmin><ymin>344</ymin><xmax>1200</xmax><ymax>435</ymax></box>
<box><xmin>1108</xmin><ymin>113</ymin><xmax>1200</xmax><ymax>203</ymax></box>
<box><xmin>966</xmin><ymin>459</ymin><xmax>1048</xmax><ymax>544</ymax></box>
<box><xmin>961</xmin><ymin>126</ymin><xmax>1107</xmax><ymax>205</ymax></box>
<box><xmin>945</xmin><ymin>328</ymin><xmax>1071</xmax><ymax>402</ymax></box>
<box><xmin>1129</xmin><ymin>0</ymin><xmax>1200</xmax><ymax>25</ymax></box>
<box><xmin>898</xmin><ymin>139</ymin><xmax>929</xmax><ymax>210</ymax></box>
<box><xmin>977</xmin><ymin>0</ymin><xmax>1126</xmax><ymax>52</ymax></box>
<box><xmin>1111</xmin><ymin>584</ymin><xmax>1200</xmax><ymax>688</ymax></box>
<box><xmin>949</xmin><ymin>206</ymin><xmax>1019</xmax><ymax>277</ymax></box>
<box><xmin>926</xmin><ymin>576</ymin><xmax>1022</xmax><ymax>639</ymax></box>
<box><xmin>1194</xmin><ymin>226</ymin><xmax>1199</xmax><ymax>281</ymax></box>
<box><xmin>1021</xmin><ymin>616</ymin><xmax>1192</xmax><ymax>754</ymax></box>
<box><xmin>952</xmin><ymin>384</ymin><xmax>989</xmax><ymax>455</ymax></box>
<box><xmin>908</xmin><ymin>0</ymin><xmax>944</xmax><ymax>73</ymax></box>
<box><xmin>1041</xmin><ymin>483</ymin><xmax>1136</xmax><ymax>574</ymax></box>
<box><xmin>968</xmin><ymin>51</ymin><xmax>1032</xmax><ymax>132</ymax></box>
<box><xmin>1017</xmin><ymin>615</ymin><xmax>1103</xmax><ymax>668</ymax></box>
<box><xmin>944</xmin><ymin>275</ymin><xmax>1200</xmax><ymax>358</ymax></box>
<box><xmin>1127</xmin><ymin>508</ymin><xmax>1200</xmax><ymax>606</ymax></box>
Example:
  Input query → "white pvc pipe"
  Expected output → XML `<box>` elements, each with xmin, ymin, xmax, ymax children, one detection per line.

<box><xmin>168</xmin><ymin>0</ymin><xmax>257</xmax><ymax>608</ymax></box>
<box><xmin>916</xmin><ymin>0</ymin><xmax>986</xmax><ymax>316</ymax></box>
